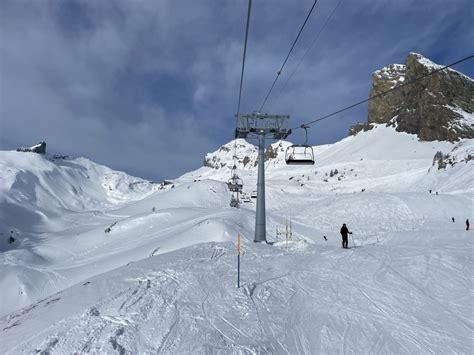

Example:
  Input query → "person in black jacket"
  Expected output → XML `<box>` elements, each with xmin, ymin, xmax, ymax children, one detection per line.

<box><xmin>340</xmin><ymin>223</ymin><xmax>352</xmax><ymax>249</ymax></box>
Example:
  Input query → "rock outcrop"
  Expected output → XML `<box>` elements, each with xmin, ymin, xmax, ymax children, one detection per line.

<box><xmin>17</xmin><ymin>141</ymin><xmax>47</xmax><ymax>154</ymax></box>
<box><xmin>352</xmin><ymin>53</ymin><xmax>473</xmax><ymax>141</ymax></box>
<box><xmin>348</xmin><ymin>122</ymin><xmax>374</xmax><ymax>136</ymax></box>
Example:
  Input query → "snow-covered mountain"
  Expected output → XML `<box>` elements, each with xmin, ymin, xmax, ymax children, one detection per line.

<box><xmin>1</xmin><ymin>152</ymin><xmax>158</xmax><ymax>218</ymax></box>
<box><xmin>187</xmin><ymin>124</ymin><xmax>473</xmax><ymax>194</ymax></box>
<box><xmin>1</xmin><ymin>126</ymin><xmax>473</xmax><ymax>353</ymax></box>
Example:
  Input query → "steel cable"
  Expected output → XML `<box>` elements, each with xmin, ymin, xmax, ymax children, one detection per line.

<box><xmin>259</xmin><ymin>0</ymin><xmax>319</xmax><ymax>112</ymax></box>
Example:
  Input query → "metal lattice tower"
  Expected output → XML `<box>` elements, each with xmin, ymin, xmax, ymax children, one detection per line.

<box><xmin>235</xmin><ymin>112</ymin><xmax>291</xmax><ymax>242</ymax></box>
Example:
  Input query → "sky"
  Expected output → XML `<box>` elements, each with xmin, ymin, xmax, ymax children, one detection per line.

<box><xmin>1</xmin><ymin>0</ymin><xmax>473</xmax><ymax>181</ymax></box>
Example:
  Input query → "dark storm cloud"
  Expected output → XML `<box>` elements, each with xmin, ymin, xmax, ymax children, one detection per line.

<box><xmin>1</xmin><ymin>0</ymin><xmax>472</xmax><ymax>180</ymax></box>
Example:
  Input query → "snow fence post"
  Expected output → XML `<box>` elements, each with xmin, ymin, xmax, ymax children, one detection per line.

<box><xmin>237</xmin><ymin>233</ymin><xmax>241</xmax><ymax>288</ymax></box>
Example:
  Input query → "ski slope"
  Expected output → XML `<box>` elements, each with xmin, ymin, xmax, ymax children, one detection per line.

<box><xmin>1</xmin><ymin>125</ymin><xmax>473</xmax><ymax>353</ymax></box>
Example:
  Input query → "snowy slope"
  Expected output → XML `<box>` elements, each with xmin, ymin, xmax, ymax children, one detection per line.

<box><xmin>0</xmin><ymin>152</ymin><xmax>161</xmax><ymax>315</ymax></box>
<box><xmin>0</xmin><ymin>152</ymin><xmax>159</xmax><ymax>229</ymax></box>
<box><xmin>183</xmin><ymin>124</ymin><xmax>473</xmax><ymax>194</ymax></box>
<box><xmin>1</xmin><ymin>126</ymin><xmax>473</xmax><ymax>353</ymax></box>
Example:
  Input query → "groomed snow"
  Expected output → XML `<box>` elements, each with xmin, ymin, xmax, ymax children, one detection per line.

<box><xmin>0</xmin><ymin>125</ymin><xmax>473</xmax><ymax>353</ymax></box>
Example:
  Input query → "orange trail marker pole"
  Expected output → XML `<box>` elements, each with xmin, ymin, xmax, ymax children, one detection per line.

<box><xmin>237</xmin><ymin>233</ymin><xmax>241</xmax><ymax>288</ymax></box>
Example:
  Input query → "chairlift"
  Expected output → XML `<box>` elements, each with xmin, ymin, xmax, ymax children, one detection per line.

<box><xmin>285</xmin><ymin>124</ymin><xmax>315</xmax><ymax>165</ymax></box>
<box><xmin>227</xmin><ymin>174</ymin><xmax>243</xmax><ymax>192</ymax></box>
<box><xmin>250</xmin><ymin>190</ymin><xmax>257</xmax><ymax>199</ymax></box>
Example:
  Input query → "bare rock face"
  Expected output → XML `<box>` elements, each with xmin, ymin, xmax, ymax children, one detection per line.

<box><xmin>348</xmin><ymin>122</ymin><xmax>374</xmax><ymax>136</ymax></box>
<box><xmin>368</xmin><ymin>64</ymin><xmax>407</xmax><ymax>125</ymax></box>
<box><xmin>363</xmin><ymin>53</ymin><xmax>474</xmax><ymax>141</ymax></box>
<box><xmin>31</xmin><ymin>141</ymin><xmax>46</xmax><ymax>154</ymax></box>
<box><xmin>17</xmin><ymin>141</ymin><xmax>47</xmax><ymax>154</ymax></box>
<box><xmin>264</xmin><ymin>144</ymin><xmax>279</xmax><ymax>160</ymax></box>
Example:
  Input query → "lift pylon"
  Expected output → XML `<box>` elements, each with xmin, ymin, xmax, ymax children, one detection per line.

<box><xmin>235</xmin><ymin>112</ymin><xmax>291</xmax><ymax>243</ymax></box>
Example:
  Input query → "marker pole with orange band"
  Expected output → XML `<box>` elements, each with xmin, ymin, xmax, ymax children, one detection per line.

<box><xmin>237</xmin><ymin>233</ymin><xmax>241</xmax><ymax>288</ymax></box>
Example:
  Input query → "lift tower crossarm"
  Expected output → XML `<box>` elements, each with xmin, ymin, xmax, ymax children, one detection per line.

<box><xmin>235</xmin><ymin>112</ymin><xmax>291</xmax><ymax>140</ymax></box>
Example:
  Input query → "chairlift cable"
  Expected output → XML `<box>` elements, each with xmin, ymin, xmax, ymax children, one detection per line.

<box><xmin>236</xmin><ymin>0</ymin><xmax>253</xmax><ymax>123</ymax></box>
<box><xmin>272</xmin><ymin>0</ymin><xmax>344</xmax><ymax>106</ymax></box>
<box><xmin>290</xmin><ymin>54</ymin><xmax>474</xmax><ymax>131</ymax></box>
<box><xmin>235</xmin><ymin>0</ymin><xmax>253</xmax><ymax>162</ymax></box>
<box><xmin>259</xmin><ymin>0</ymin><xmax>319</xmax><ymax>112</ymax></box>
<box><xmin>232</xmin><ymin>0</ymin><xmax>253</xmax><ymax>207</ymax></box>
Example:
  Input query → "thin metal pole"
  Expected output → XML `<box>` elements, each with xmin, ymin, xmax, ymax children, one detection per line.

<box><xmin>254</xmin><ymin>132</ymin><xmax>266</xmax><ymax>242</ymax></box>
<box><xmin>237</xmin><ymin>255</ymin><xmax>240</xmax><ymax>287</ymax></box>
<box><xmin>237</xmin><ymin>233</ymin><xmax>241</xmax><ymax>288</ymax></box>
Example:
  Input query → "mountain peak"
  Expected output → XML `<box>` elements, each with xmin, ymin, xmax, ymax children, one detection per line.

<box><xmin>407</xmin><ymin>52</ymin><xmax>444</xmax><ymax>70</ymax></box>
<box><xmin>352</xmin><ymin>52</ymin><xmax>474</xmax><ymax>141</ymax></box>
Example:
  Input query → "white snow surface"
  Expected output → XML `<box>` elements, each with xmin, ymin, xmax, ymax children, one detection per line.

<box><xmin>1</xmin><ymin>125</ymin><xmax>473</xmax><ymax>354</ymax></box>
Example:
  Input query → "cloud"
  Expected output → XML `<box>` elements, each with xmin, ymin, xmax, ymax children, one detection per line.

<box><xmin>1</xmin><ymin>0</ymin><xmax>472</xmax><ymax>180</ymax></box>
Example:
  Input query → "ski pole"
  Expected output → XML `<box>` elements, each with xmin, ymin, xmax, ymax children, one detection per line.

<box><xmin>351</xmin><ymin>234</ymin><xmax>356</xmax><ymax>248</ymax></box>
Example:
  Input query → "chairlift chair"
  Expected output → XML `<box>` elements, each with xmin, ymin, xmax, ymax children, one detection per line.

<box><xmin>285</xmin><ymin>145</ymin><xmax>315</xmax><ymax>165</ymax></box>
<box><xmin>285</xmin><ymin>124</ymin><xmax>315</xmax><ymax>165</ymax></box>
<box><xmin>227</xmin><ymin>174</ymin><xmax>243</xmax><ymax>193</ymax></box>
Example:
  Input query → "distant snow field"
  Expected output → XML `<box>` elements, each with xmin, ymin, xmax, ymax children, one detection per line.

<box><xmin>1</xmin><ymin>125</ymin><xmax>473</xmax><ymax>353</ymax></box>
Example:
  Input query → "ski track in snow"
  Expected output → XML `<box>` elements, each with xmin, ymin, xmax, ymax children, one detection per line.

<box><xmin>1</xmin><ymin>229</ymin><xmax>472</xmax><ymax>354</ymax></box>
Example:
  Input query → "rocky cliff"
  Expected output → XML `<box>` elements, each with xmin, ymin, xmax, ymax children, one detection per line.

<box><xmin>16</xmin><ymin>141</ymin><xmax>47</xmax><ymax>154</ymax></box>
<box><xmin>351</xmin><ymin>53</ymin><xmax>473</xmax><ymax>141</ymax></box>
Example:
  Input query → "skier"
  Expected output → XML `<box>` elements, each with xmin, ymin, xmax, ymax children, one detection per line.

<box><xmin>467</xmin><ymin>219</ymin><xmax>470</xmax><ymax>231</ymax></box>
<box><xmin>340</xmin><ymin>223</ymin><xmax>352</xmax><ymax>249</ymax></box>
<box><xmin>452</xmin><ymin>217</ymin><xmax>455</xmax><ymax>223</ymax></box>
